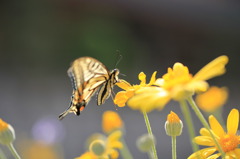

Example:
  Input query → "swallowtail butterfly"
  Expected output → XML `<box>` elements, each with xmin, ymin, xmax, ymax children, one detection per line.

<box><xmin>59</xmin><ymin>57</ymin><xmax>119</xmax><ymax>120</ymax></box>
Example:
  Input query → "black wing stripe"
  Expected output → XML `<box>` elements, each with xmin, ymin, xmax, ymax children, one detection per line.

<box><xmin>97</xmin><ymin>80</ymin><xmax>111</xmax><ymax>105</ymax></box>
<box><xmin>97</xmin><ymin>82</ymin><xmax>108</xmax><ymax>105</ymax></box>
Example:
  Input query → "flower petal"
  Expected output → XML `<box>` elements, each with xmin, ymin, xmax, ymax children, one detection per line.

<box><xmin>115</xmin><ymin>79</ymin><xmax>133</xmax><ymax>90</ymax></box>
<box><xmin>193</xmin><ymin>55</ymin><xmax>229</xmax><ymax>81</ymax></box>
<box><xmin>107</xmin><ymin>131</ymin><xmax>123</xmax><ymax>149</ymax></box>
<box><xmin>108</xmin><ymin>131</ymin><xmax>122</xmax><ymax>143</ymax></box>
<box><xmin>226</xmin><ymin>150</ymin><xmax>239</xmax><ymax>159</ymax></box>
<box><xmin>114</xmin><ymin>91</ymin><xmax>134</xmax><ymax>107</ymax></box>
<box><xmin>188</xmin><ymin>147</ymin><xmax>217</xmax><ymax>159</ymax></box>
<box><xmin>199</xmin><ymin>128</ymin><xmax>211</xmax><ymax>137</ymax></box>
<box><xmin>149</xmin><ymin>71</ymin><xmax>157</xmax><ymax>85</ymax></box>
<box><xmin>109</xmin><ymin>149</ymin><xmax>119</xmax><ymax>159</ymax></box>
<box><xmin>138</xmin><ymin>72</ymin><xmax>146</xmax><ymax>85</ymax></box>
<box><xmin>127</xmin><ymin>87</ymin><xmax>170</xmax><ymax>112</ymax></box>
<box><xmin>186</xmin><ymin>81</ymin><xmax>209</xmax><ymax>93</ymax></box>
<box><xmin>194</xmin><ymin>136</ymin><xmax>215</xmax><ymax>146</ymax></box>
<box><xmin>209</xmin><ymin>115</ymin><xmax>225</xmax><ymax>138</ymax></box>
<box><xmin>206</xmin><ymin>153</ymin><xmax>221</xmax><ymax>159</ymax></box>
<box><xmin>227</xmin><ymin>109</ymin><xmax>239</xmax><ymax>135</ymax></box>
<box><xmin>114</xmin><ymin>92</ymin><xmax>127</xmax><ymax>107</ymax></box>
<box><xmin>154</xmin><ymin>78</ymin><xmax>164</xmax><ymax>87</ymax></box>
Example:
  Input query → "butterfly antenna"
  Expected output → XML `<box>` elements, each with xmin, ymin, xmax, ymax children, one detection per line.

<box><xmin>119</xmin><ymin>73</ymin><xmax>126</xmax><ymax>77</ymax></box>
<box><xmin>114</xmin><ymin>50</ymin><xmax>122</xmax><ymax>68</ymax></box>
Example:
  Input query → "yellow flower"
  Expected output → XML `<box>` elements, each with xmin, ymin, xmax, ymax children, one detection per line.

<box><xmin>127</xmin><ymin>55</ymin><xmax>228</xmax><ymax>112</ymax></box>
<box><xmin>102</xmin><ymin>111</ymin><xmax>124</xmax><ymax>134</ymax></box>
<box><xmin>76</xmin><ymin>131</ymin><xmax>123</xmax><ymax>159</ymax></box>
<box><xmin>158</xmin><ymin>55</ymin><xmax>228</xmax><ymax>100</ymax></box>
<box><xmin>188</xmin><ymin>108</ymin><xmax>240</xmax><ymax>159</ymax></box>
<box><xmin>21</xmin><ymin>140</ymin><xmax>62</xmax><ymax>159</ymax></box>
<box><xmin>196</xmin><ymin>86</ymin><xmax>228</xmax><ymax>113</ymax></box>
<box><xmin>114</xmin><ymin>71</ymin><xmax>157</xmax><ymax>109</ymax></box>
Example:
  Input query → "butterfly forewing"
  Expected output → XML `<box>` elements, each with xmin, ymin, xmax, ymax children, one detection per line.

<box><xmin>59</xmin><ymin>57</ymin><xmax>119</xmax><ymax>120</ymax></box>
<box><xmin>77</xmin><ymin>57</ymin><xmax>109</xmax><ymax>81</ymax></box>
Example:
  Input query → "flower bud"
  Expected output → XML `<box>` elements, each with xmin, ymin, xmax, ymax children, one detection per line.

<box><xmin>165</xmin><ymin>111</ymin><xmax>183</xmax><ymax>136</ymax></box>
<box><xmin>0</xmin><ymin>119</ymin><xmax>15</xmax><ymax>145</ymax></box>
<box><xmin>89</xmin><ymin>140</ymin><xmax>106</xmax><ymax>156</ymax></box>
<box><xmin>136</xmin><ymin>134</ymin><xmax>156</xmax><ymax>152</ymax></box>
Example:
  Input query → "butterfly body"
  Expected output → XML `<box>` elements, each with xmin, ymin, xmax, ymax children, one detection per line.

<box><xmin>59</xmin><ymin>57</ymin><xmax>119</xmax><ymax>120</ymax></box>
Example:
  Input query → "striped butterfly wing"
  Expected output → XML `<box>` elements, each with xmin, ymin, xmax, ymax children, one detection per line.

<box><xmin>70</xmin><ymin>57</ymin><xmax>109</xmax><ymax>89</ymax></box>
<box><xmin>97</xmin><ymin>69</ymin><xmax>119</xmax><ymax>105</ymax></box>
<box><xmin>59</xmin><ymin>57</ymin><xmax>110</xmax><ymax>120</ymax></box>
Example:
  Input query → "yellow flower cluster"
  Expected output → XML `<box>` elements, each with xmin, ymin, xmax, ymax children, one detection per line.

<box><xmin>1</xmin><ymin>54</ymin><xmax>238</xmax><ymax>159</ymax></box>
<box><xmin>114</xmin><ymin>55</ymin><xmax>229</xmax><ymax>113</ymax></box>
<box><xmin>112</xmin><ymin>55</ymin><xmax>236</xmax><ymax>159</ymax></box>
<box><xmin>76</xmin><ymin>111</ymin><xmax>124</xmax><ymax>159</ymax></box>
<box><xmin>114</xmin><ymin>71</ymin><xmax>157</xmax><ymax>108</ymax></box>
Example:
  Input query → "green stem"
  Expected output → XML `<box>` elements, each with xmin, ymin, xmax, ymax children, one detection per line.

<box><xmin>120</xmin><ymin>137</ymin><xmax>134</xmax><ymax>159</ymax></box>
<box><xmin>7</xmin><ymin>143</ymin><xmax>21</xmax><ymax>159</ymax></box>
<box><xmin>143</xmin><ymin>111</ymin><xmax>158</xmax><ymax>159</ymax></box>
<box><xmin>147</xmin><ymin>151</ymin><xmax>154</xmax><ymax>159</ymax></box>
<box><xmin>171</xmin><ymin>136</ymin><xmax>176</xmax><ymax>159</ymax></box>
<box><xmin>187</xmin><ymin>96</ymin><xmax>225</xmax><ymax>158</ymax></box>
<box><xmin>179</xmin><ymin>100</ymin><xmax>199</xmax><ymax>153</ymax></box>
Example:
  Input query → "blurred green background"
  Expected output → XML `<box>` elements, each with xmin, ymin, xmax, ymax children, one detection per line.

<box><xmin>1</xmin><ymin>0</ymin><xmax>240</xmax><ymax>158</ymax></box>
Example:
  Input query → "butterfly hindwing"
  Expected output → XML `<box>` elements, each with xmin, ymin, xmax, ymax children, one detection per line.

<box><xmin>97</xmin><ymin>69</ymin><xmax>118</xmax><ymax>105</ymax></box>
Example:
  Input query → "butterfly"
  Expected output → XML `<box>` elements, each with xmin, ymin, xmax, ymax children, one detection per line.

<box><xmin>59</xmin><ymin>56</ymin><xmax>120</xmax><ymax>120</ymax></box>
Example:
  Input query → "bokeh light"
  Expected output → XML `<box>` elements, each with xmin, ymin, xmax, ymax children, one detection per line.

<box><xmin>31</xmin><ymin>116</ymin><xmax>65</xmax><ymax>144</ymax></box>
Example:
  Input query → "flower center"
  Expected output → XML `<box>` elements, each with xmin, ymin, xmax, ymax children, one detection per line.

<box><xmin>219</xmin><ymin>134</ymin><xmax>240</xmax><ymax>152</ymax></box>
